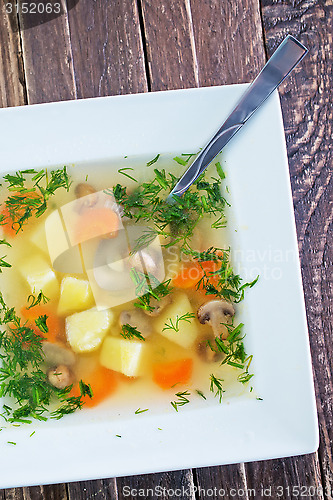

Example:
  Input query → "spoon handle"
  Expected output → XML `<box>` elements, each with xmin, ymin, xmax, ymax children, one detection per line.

<box><xmin>168</xmin><ymin>35</ymin><xmax>308</xmax><ymax>201</ymax></box>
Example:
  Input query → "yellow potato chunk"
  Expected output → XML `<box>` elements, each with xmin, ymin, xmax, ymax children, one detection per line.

<box><xmin>19</xmin><ymin>255</ymin><xmax>59</xmax><ymax>300</ymax></box>
<box><xmin>58</xmin><ymin>277</ymin><xmax>94</xmax><ymax>316</ymax></box>
<box><xmin>30</xmin><ymin>223</ymin><xmax>49</xmax><ymax>255</ymax></box>
<box><xmin>100</xmin><ymin>336</ymin><xmax>147</xmax><ymax>377</ymax></box>
<box><xmin>66</xmin><ymin>308</ymin><xmax>113</xmax><ymax>353</ymax></box>
<box><xmin>154</xmin><ymin>292</ymin><xmax>198</xmax><ymax>349</ymax></box>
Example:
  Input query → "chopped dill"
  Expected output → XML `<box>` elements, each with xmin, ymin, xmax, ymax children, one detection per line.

<box><xmin>210</xmin><ymin>375</ymin><xmax>224</xmax><ymax>403</ymax></box>
<box><xmin>146</xmin><ymin>154</ymin><xmax>160</xmax><ymax>167</ymax></box>
<box><xmin>120</xmin><ymin>324</ymin><xmax>145</xmax><ymax>341</ymax></box>
<box><xmin>173</xmin><ymin>156</ymin><xmax>187</xmax><ymax>166</ymax></box>
<box><xmin>26</xmin><ymin>291</ymin><xmax>50</xmax><ymax>309</ymax></box>
<box><xmin>118</xmin><ymin>168</ymin><xmax>138</xmax><ymax>183</ymax></box>
<box><xmin>1</xmin><ymin>166</ymin><xmax>71</xmax><ymax>233</ymax></box>
<box><xmin>162</xmin><ymin>312</ymin><xmax>195</xmax><ymax>333</ymax></box>
<box><xmin>171</xmin><ymin>391</ymin><xmax>191</xmax><ymax>412</ymax></box>
<box><xmin>135</xmin><ymin>408</ymin><xmax>149</xmax><ymax>414</ymax></box>
<box><xmin>196</xmin><ymin>389</ymin><xmax>206</xmax><ymax>400</ymax></box>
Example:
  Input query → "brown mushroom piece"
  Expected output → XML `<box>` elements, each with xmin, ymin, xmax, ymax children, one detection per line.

<box><xmin>47</xmin><ymin>364</ymin><xmax>73</xmax><ymax>390</ymax></box>
<box><xmin>42</xmin><ymin>341</ymin><xmax>76</xmax><ymax>367</ymax></box>
<box><xmin>74</xmin><ymin>182</ymin><xmax>98</xmax><ymax>211</ymax></box>
<box><xmin>196</xmin><ymin>335</ymin><xmax>224</xmax><ymax>363</ymax></box>
<box><xmin>197</xmin><ymin>300</ymin><xmax>235</xmax><ymax>339</ymax></box>
<box><xmin>143</xmin><ymin>295</ymin><xmax>172</xmax><ymax>317</ymax></box>
<box><xmin>119</xmin><ymin>309</ymin><xmax>153</xmax><ymax>337</ymax></box>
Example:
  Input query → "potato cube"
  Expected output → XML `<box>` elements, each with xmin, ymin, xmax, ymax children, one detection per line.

<box><xmin>19</xmin><ymin>255</ymin><xmax>59</xmax><ymax>300</ymax></box>
<box><xmin>154</xmin><ymin>292</ymin><xmax>198</xmax><ymax>349</ymax></box>
<box><xmin>66</xmin><ymin>307</ymin><xmax>113</xmax><ymax>353</ymax></box>
<box><xmin>58</xmin><ymin>277</ymin><xmax>94</xmax><ymax>316</ymax></box>
<box><xmin>100</xmin><ymin>336</ymin><xmax>147</xmax><ymax>377</ymax></box>
<box><xmin>30</xmin><ymin>223</ymin><xmax>48</xmax><ymax>255</ymax></box>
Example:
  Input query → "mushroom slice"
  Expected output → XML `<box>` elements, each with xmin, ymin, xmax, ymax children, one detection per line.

<box><xmin>197</xmin><ymin>300</ymin><xmax>235</xmax><ymax>339</ymax></box>
<box><xmin>74</xmin><ymin>183</ymin><xmax>98</xmax><ymax>212</ymax></box>
<box><xmin>196</xmin><ymin>335</ymin><xmax>224</xmax><ymax>363</ymax></box>
<box><xmin>119</xmin><ymin>309</ymin><xmax>153</xmax><ymax>337</ymax></box>
<box><xmin>143</xmin><ymin>295</ymin><xmax>172</xmax><ymax>317</ymax></box>
<box><xmin>47</xmin><ymin>364</ymin><xmax>74</xmax><ymax>390</ymax></box>
<box><xmin>42</xmin><ymin>341</ymin><xmax>76</xmax><ymax>367</ymax></box>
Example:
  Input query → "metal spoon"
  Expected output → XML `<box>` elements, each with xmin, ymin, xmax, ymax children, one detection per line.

<box><xmin>167</xmin><ymin>35</ymin><xmax>308</xmax><ymax>202</ymax></box>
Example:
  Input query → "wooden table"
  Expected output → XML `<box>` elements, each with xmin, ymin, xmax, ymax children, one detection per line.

<box><xmin>0</xmin><ymin>1</ymin><xmax>332</xmax><ymax>499</ymax></box>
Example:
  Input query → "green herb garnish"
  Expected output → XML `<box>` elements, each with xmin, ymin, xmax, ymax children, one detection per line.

<box><xmin>209</xmin><ymin>375</ymin><xmax>224</xmax><ymax>403</ymax></box>
<box><xmin>171</xmin><ymin>391</ymin><xmax>191</xmax><ymax>412</ymax></box>
<box><xmin>120</xmin><ymin>324</ymin><xmax>145</xmax><ymax>341</ymax></box>
<box><xmin>146</xmin><ymin>154</ymin><xmax>160</xmax><ymax>167</ymax></box>
<box><xmin>162</xmin><ymin>312</ymin><xmax>195</xmax><ymax>333</ymax></box>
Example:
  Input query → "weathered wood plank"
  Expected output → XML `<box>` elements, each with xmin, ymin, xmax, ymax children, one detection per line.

<box><xmin>0</xmin><ymin>6</ymin><xmax>26</xmax><ymax>107</ymax></box>
<box><xmin>67</xmin><ymin>478</ymin><xmax>117</xmax><ymax>500</ymax></box>
<box><xmin>66</xmin><ymin>0</ymin><xmax>147</xmax><ymax>98</ymax></box>
<box><xmin>116</xmin><ymin>470</ymin><xmax>195</xmax><ymax>500</ymax></box>
<box><xmin>140</xmin><ymin>0</ymin><xmax>199</xmax><ymax>90</ymax></box>
<box><xmin>257</xmin><ymin>1</ymin><xmax>333</xmax><ymax>499</ymax></box>
<box><xmin>195</xmin><ymin>464</ymin><xmax>250</xmax><ymax>499</ymax></box>
<box><xmin>190</xmin><ymin>0</ymin><xmax>266</xmax><ymax>85</ymax></box>
<box><xmin>3</xmin><ymin>489</ymin><xmax>24</xmax><ymax>500</ymax></box>
<box><xmin>18</xmin><ymin>0</ymin><xmax>76</xmax><ymax>103</ymax></box>
<box><xmin>3</xmin><ymin>484</ymin><xmax>67</xmax><ymax>500</ymax></box>
<box><xmin>246</xmin><ymin>455</ymin><xmax>325</xmax><ymax>499</ymax></box>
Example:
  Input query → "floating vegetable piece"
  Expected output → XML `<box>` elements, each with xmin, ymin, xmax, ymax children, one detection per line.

<box><xmin>100</xmin><ymin>336</ymin><xmax>148</xmax><ymax>377</ymax></box>
<box><xmin>58</xmin><ymin>277</ymin><xmax>94</xmax><ymax>316</ymax></box>
<box><xmin>19</xmin><ymin>255</ymin><xmax>60</xmax><ymax>300</ymax></box>
<box><xmin>153</xmin><ymin>359</ymin><xmax>193</xmax><ymax>389</ymax></box>
<box><xmin>75</xmin><ymin>207</ymin><xmax>119</xmax><ymax>243</ymax></box>
<box><xmin>66</xmin><ymin>307</ymin><xmax>113</xmax><ymax>353</ymax></box>
<box><xmin>70</xmin><ymin>366</ymin><xmax>118</xmax><ymax>408</ymax></box>
<box><xmin>154</xmin><ymin>293</ymin><xmax>198</xmax><ymax>348</ymax></box>
<box><xmin>197</xmin><ymin>300</ymin><xmax>235</xmax><ymax>339</ymax></box>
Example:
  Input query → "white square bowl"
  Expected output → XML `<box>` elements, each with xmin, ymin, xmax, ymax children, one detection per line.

<box><xmin>0</xmin><ymin>85</ymin><xmax>318</xmax><ymax>489</ymax></box>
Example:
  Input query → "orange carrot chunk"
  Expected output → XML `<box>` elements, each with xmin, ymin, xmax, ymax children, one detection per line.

<box><xmin>0</xmin><ymin>192</ymin><xmax>40</xmax><ymax>237</ymax></box>
<box><xmin>153</xmin><ymin>358</ymin><xmax>193</xmax><ymax>389</ymax></box>
<box><xmin>74</xmin><ymin>207</ymin><xmax>119</xmax><ymax>244</ymax></box>
<box><xmin>173</xmin><ymin>260</ymin><xmax>220</xmax><ymax>289</ymax></box>
<box><xmin>71</xmin><ymin>366</ymin><xmax>118</xmax><ymax>408</ymax></box>
<box><xmin>21</xmin><ymin>306</ymin><xmax>60</xmax><ymax>343</ymax></box>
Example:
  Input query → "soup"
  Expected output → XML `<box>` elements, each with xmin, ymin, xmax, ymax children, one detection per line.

<box><xmin>0</xmin><ymin>156</ymin><xmax>256</xmax><ymax>423</ymax></box>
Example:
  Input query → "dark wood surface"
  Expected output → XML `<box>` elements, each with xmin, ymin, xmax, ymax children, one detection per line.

<box><xmin>0</xmin><ymin>0</ymin><xmax>332</xmax><ymax>498</ymax></box>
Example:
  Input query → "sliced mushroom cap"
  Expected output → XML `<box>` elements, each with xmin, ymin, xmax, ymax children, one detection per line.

<box><xmin>42</xmin><ymin>341</ymin><xmax>76</xmax><ymax>367</ymax></box>
<box><xmin>196</xmin><ymin>335</ymin><xmax>224</xmax><ymax>363</ymax></box>
<box><xmin>74</xmin><ymin>183</ymin><xmax>98</xmax><ymax>212</ymax></box>
<box><xmin>119</xmin><ymin>309</ymin><xmax>153</xmax><ymax>337</ymax></box>
<box><xmin>197</xmin><ymin>300</ymin><xmax>235</xmax><ymax>339</ymax></box>
<box><xmin>47</xmin><ymin>364</ymin><xmax>73</xmax><ymax>390</ymax></box>
<box><xmin>143</xmin><ymin>295</ymin><xmax>172</xmax><ymax>317</ymax></box>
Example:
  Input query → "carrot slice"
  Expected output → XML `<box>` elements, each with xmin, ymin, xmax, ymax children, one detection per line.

<box><xmin>173</xmin><ymin>260</ymin><xmax>219</xmax><ymax>289</ymax></box>
<box><xmin>74</xmin><ymin>207</ymin><xmax>119</xmax><ymax>243</ymax></box>
<box><xmin>71</xmin><ymin>366</ymin><xmax>118</xmax><ymax>408</ymax></box>
<box><xmin>153</xmin><ymin>358</ymin><xmax>193</xmax><ymax>389</ymax></box>
<box><xmin>21</xmin><ymin>306</ymin><xmax>61</xmax><ymax>343</ymax></box>
<box><xmin>0</xmin><ymin>192</ymin><xmax>40</xmax><ymax>237</ymax></box>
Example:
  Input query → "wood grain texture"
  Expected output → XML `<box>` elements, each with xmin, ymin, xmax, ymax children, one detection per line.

<box><xmin>0</xmin><ymin>7</ymin><xmax>26</xmax><ymax>107</ymax></box>
<box><xmin>116</xmin><ymin>469</ymin><xmax>195</xmax><ymax>500</ymax></box>
<box><xmin>18</xmin><ymin>0</ymin><xmax>76</xmax><ymax>103</ymax></box>
<box><xmin>140</xmin><ymin>0</ymin><xmax>199</xmax><ymax>90</ymax></box>
<box><xmin>259</xmin><ymin>1</ymin><xmax>333</xmax><ymax>499</ymax></box>
<box><xmin>67</xmin><ymin>478</ymin><xmax>117</xmax><ymax>500</ymax></box>
<box><xmin>4</xmin><ymin>485</ymin><xmax>67</xmax><ymax>500</ymax></box>
<box><xmin>194</xmin><ymin>464</ymin><xmax>250</xmax><ymax>499</ymax></box>
<box><xmin>190</xmin><ymin>0</ymin><xmax>266</xmax><ymax>85</ymax></box>
<box><xmin>246</xmin><ymin>455</ymin><xmax>325</xmax><ymax>499</ymax></box>
<box><xmin>66</xmin><ymin>0</ymin><xmax>148</xmax><ymax>98</ymax></box>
